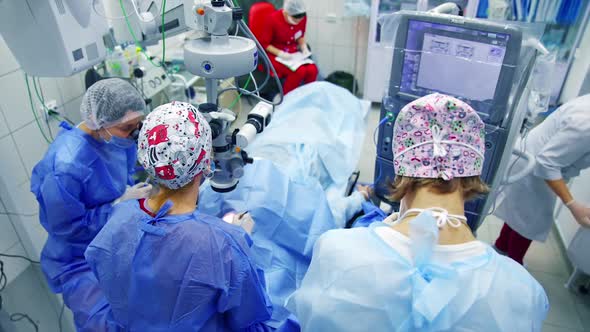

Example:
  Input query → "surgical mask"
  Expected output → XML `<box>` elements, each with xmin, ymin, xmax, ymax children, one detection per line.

<box><xmin>103</xmin><ymin>128</ymin><xmax>136</xmax><ymax>149</ymax></box>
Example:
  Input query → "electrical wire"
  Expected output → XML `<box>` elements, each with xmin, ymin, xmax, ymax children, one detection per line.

<box><xmin>0</xmin><ymin>212</ymin><xmax>38</xmax><ymax>217</ymax></box>
<box><xmin>24</xmin><ymin>74</ymin><xmax>52</xmax><ymax>144</ymax></box>
<box><xmin>31</xmin><ymin>78</ymin><xmax>54</xmax><ymax>141</ymax></box>
<box><xmin>249</xmin><ymin>72</ymin><xmax>260</xmax><ymax>97</ymax></box>
<box><xmin>33</xmin><ymin>78</ymin><xmax>55</xmax><ymax>141</ymax></box>
<box><xmin>161</xmin><ymin>0</ymin><xmax>168</xmax><ymax>65</ymax></box>
<box><xmin>0</xmin><ymin>257</ymin><xmax>41</xmax><ymax>332</ymax></box>
<box><xmin>10</xmin><ymin>313</ymin><xmax>39</xmax><ymax>332</ymax></box>
<box><xmin>92</xmin><ymin>0</ymin><xmax>133</xmax><ymax>20</ymax></box>
<box><xmin>58</xmin><ymin>301</ymin><xmax>65</xmax><ymax>332</ymax></box>
<box><xmin>118</xmin><ymin>0</ymin><xmax>163</xmax><ymax>69</ymax></box>
<box><xmin>0</xmin><ymin>254</ymin><xmax>40</xmax><ymax>265</ymax></box>
<box><xmin>119</xmin><ymin>0</ymin><xmax>140</xmax><ymax>43</ymax></box>
<box><xmin>50</xmin><ymin>113</ymin><xmax>76</xmax><ymax>126</ymax></box>
<box><xmin>0</xmin><ymin>261</ymin><xmax>6</xmax><ymax>295</ymax></box>
<box><xmin>485</xmin><ymin>127</ymin><xmax>530</xmax><ymax>217</ymax></box>
<box><xmin>228</xmin><ymin>76</ymin><xmax>251</xmax><ymax>110</ymax></box>
<box><xmin>129</xmin><ymin>0</ymin><xmax>156</xmax><ymax>22</ymax></box>
<box><xmin>238</xmin><ymin>20</ymin><xmax>280</xmax><ymax>97</ymax></box>
<box><xmin>373</xmin><ymin>116</ymin><xmax>389</xmax><ymax>147</ymax></box>
<box><xmin>223</xmin><ymin>0</ymin><xmax>283</xmax><ymax>104</ymax></box>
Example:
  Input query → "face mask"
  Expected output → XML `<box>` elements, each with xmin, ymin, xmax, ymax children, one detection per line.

<box><xmin>103</xmin><ymin>128</ymin><xmax>136</xmax><ymax>149</ymax></box>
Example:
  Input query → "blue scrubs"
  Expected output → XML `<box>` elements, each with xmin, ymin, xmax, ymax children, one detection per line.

<box><xmin>85</xmin><ymin>200</ymin><xmax>274</xmax><ymax>331</ymax></box>
<box><xmin>31</xmin><ymin>126</ymin><xmax>136</xmax><ymax>331</ymax></box>
<box><xmin>199</xmin><ymin>160</ymin><xmax>336</xmax><ymax>330</ymax></box>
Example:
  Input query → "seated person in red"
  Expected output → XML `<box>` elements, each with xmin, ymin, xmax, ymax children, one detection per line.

<box><xmin>260</xmin><ymin>0</ymin><xmax>319</xmax><ymax>95</ymax></box>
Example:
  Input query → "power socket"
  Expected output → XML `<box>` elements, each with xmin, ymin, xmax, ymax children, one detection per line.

<box><xmin>40</xmin><ymin>99</ymin><xmax>60</xmax><ymax>121</ymax></box>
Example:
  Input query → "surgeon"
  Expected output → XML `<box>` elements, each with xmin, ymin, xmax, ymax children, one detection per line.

<box><xmin>260</xmin><ymin>0</ymin><xmax>318</xmax><ymax>95</ymax></box>
<box><xmin>287</xmin><ymin>93</ymin><xmax>549</xmax><ymax>331</ymax></box>
<box><xmin>30</xmin><ymin>78</ymin><xmax>150</xmax><ymax>331</ymax></box>
<box><xmin>85</xmin><ymin>102</ymin><xmax>277</xmax><ymax>331</ymax></box>
<box><xmin>494</xmin><ymin>93</ymin><xmax>590</xmax><ymax>265</ymax></box>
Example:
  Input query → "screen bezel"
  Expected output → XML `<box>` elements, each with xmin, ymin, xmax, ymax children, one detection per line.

<box><xmin>388</xmin><ymin>13</ymin><xmax>522</xmax><ymax>125</ymax></box>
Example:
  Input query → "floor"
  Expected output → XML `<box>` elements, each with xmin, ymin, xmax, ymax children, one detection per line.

<box><xmin>356</xmin><ymin>103</ymin><xmax>590</xmax><ymax>332</ymax></box>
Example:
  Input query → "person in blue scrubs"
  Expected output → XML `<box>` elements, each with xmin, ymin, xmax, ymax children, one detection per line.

<box><xmin>31</xmin><ymin>78</ymin><xmax>151</xmax><ymax>331</ymax></box>
<box><xmin>287</xmin><ymin>94</ymin><xmax>549</xmax><ymax>331</ymax></box>
<box><xmin>85</xmin><ymin>102</ymin><xmax>279</xmax><ymax>331</ymax></box>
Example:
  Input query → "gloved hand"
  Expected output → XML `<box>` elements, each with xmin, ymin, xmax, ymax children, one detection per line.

<box><xmin>222</xmin><ymin>211</ymin><xmax>256</xmax><ymax>234</ymax></box>
<box><xmin>566</xmin><ymin>200</ymin><xmax>590</xmax><ymax>228</ymax></box>
<box><xmin>357</xmin><ymin>184</ymin><xmax>373</xmax><ymax>201</ymax></box>
<box><xmin>278</xmin><ymin>51</ymin><xmax>293</xmax><ymax>60</ymax></box>
<box><xmin>114</xmin><ymin>182</ymin><xmax>153</xmax><ymax>205</ymax></box>
<box><xmin>233</xmin><ymin>212</ymin><xmax>256</xmax><ymax>235</ymax></box>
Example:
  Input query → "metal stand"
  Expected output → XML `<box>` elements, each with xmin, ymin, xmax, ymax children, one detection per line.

<box><xmin>565</xmin><ymin>267</ymin><xmax>581</xmax><ymax>290</ymax></box>
<box><xmin>206</xmin><ymin>78</ymin><xmax>218</xmax><ymax>103</ymax></box>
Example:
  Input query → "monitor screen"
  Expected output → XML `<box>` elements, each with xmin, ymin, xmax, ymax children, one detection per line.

<box><xmin>399</xmin><ymin>20</ymin><xmax>510</xmax><ymax>114</ymax></box>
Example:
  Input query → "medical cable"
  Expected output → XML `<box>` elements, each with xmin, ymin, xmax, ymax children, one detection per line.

<box><xmin>217</xmin><ymin>60</ymin><xmax>270</xmax><ymax>102</ymax></box>
<box><xmin>10</xmin><ymin>313</ymin><xmax>39</xmax><ymax>332</ymax></box>
<box><xmin>227</xmin><ymin>22</ymin><xmax>282</xmax><ymax>98</ymax></box>
<box><xmin>30</xmin><ymin>77</ymin><xmax>52</xmax><ymax>142</ymax></box>
<box><xmin>161</xmin><ymin>0</ymin><xmax>167</xmax><ymax>65</ymax></box>
<box><xmin>237</xmin><ymin>19</ymin><xmax>283</xmax><ymax>102</ymax></box>
<box><xmin>24</xmin><ymin>74</ymin><xmax>52</xmax><ymax>144</ymax></box>
<box><xmin>0</xmin><ymin>254</ymin><xmax>40</xmax><ymax>265</ymax></box>
<box><xmin>31</xmin><ymin>77</ymin><xmax>55</xmax><ymax>140</ymax></box>
<box><xmin>228</xmin><ymin>76</ymin><xmax>252</xmax><ymax>110</ymax></box>
<box><xmin>130</xmin><ymin>0</ymin><xmax>156</xmax><ymax>22</ymax></box>
<box><xmin>92</xmin><ymin>0</ymin><xmax>133</xmax><ymax>20</ymax></box>
<box><xmin>30</xmin><ymin>77</ymin><xmax>75</xmax><ymax>131</ymax></box>
<box><xmin>0</xmin><ymin>212</ymin><xmax>38</xmax><ymax>218</ymax></box>
<box><xmin>485</xmin><ymin>127</ymin><xmax>530</xmax><ymax>217</ymax></box>
<box><xmin>0</xmin><ymin>257</ymin><xmax>41</xmax><ymax>332</ymax></box>
<box><xmin>249</xmin><ymin>72</ymin><xmax>260</xmax><ymax>97</ymax></box>
<box><xmin>58</xmin><ymin>301</ymin><xmax>64</xmax><ymax>332</ymax></box>
<box><xmin>370</xmin><ymin>114</ymin><xmax>394</xmax><ymax>191</ymax></box>
<box><xmin>373</xmin><ymin>116</ymin><xmax>389</xmax><ymax>147</ymax></box>
<box><xmin>118</xmin><ymin>0</ymin><xmax>165</xmax><ymax>69</ymax></box>
<box><xmin>224</xmin><ymin>0</ymin><xmax>284</xmax><ymax>104</ymax></box>
<box><xmin>35</xmin><ymin>78</ymin><xmax>58</xmax><ymax>140</ymax></box>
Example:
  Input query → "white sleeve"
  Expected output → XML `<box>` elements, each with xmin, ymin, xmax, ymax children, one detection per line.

<box><xmin>534</xmin><ymin>110</ymin><xmax>590</xmax><ymax>180</ymax></box>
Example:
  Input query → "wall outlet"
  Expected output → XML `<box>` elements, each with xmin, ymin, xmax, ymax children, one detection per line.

<box><xmin>40</xmin><ymin>99</ymin><xmax>60</xmax><ymax>121</ymax></box>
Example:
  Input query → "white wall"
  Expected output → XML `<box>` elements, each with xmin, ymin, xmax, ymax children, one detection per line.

<box><xmin>302</xmin><ymin>0</ymin><xmax>370</xmax><ymax>92</ymax></box>
<box><xmin>560</xmin><ymin>13</ymin><xmax>590</xmax><ymax>103</ymax></box>
<box><xmin>0</xmin><ymin>34</ymin><xmax>81</xmax><ymax>331</ymax></box>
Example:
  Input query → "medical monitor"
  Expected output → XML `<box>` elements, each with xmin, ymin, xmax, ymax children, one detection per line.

<box><xmin>0</xmin><ymin>0</ymin><xmax>109</xmax><ymax>77</ymax></box>
<box><xmin>390</xmin><ymin>13</ymin><xmax>522</xmax><ymax>124</ymax></box>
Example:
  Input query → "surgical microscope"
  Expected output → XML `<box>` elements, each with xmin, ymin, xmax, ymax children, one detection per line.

<box><xmin>0</xmin><ymin>0</ymin><xmax>283</xmax><ymax>193</ymax></box>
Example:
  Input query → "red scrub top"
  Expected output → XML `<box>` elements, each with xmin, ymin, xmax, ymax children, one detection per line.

<box><xmin>260</xmin><ymin>9</ymin><xmax>307</xmax><ymax>54</ymax></box>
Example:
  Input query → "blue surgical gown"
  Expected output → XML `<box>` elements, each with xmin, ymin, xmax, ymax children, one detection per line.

<box><xmin>30</xmin><ymin>126</ymin><xmax>136</xmax><ymax>331</ymax></box>
<box><xmin>199</xmin><ymin>160</ymin><xmax>335</xmax><ymax>330</ymax></box>
<box><xmin>85</xmin><ymin>200</ymin><xmax>274</xmax><ymax>331</ymax></box>
<box><xmin>287</xmin><ymin>220</ymin><xmax>549</xmax><ymax>331</ymax></box>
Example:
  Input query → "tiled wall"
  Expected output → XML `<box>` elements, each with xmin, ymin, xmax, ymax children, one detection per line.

<box><xmin>0</xmin><ymin>35</ymin><xmax>85</xmax><ymax>285</ymax></box>
<box><xmin>302</xmin><ymin>0</ymin><xmax>370</xmax><ymax>92</ymax></box>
